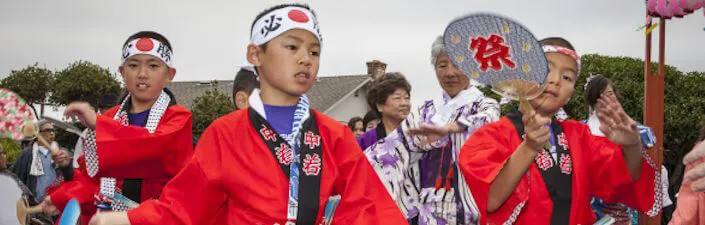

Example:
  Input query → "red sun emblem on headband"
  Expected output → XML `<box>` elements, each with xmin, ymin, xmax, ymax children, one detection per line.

<box><xmin>136</xmin><ymin>38</ymin><xmax>154</xmax><ymax>52</ymax></box>
<box><xmin>288</xmin><ymin>9</ymin><xmax>309</xmax><ymax>23</ymax></box>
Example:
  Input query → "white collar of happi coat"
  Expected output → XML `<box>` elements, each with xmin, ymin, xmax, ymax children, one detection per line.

<box><xmin>248</xmin><ymin>88</ymin><xmax>267</xmax><ymax>119</ymax></box>
<box><xmin>248</xmin><ymin>89</ymin><xmax>310</xmax><ymax>120</ymax></box>
<box><xmin>429</xmin><ymin>86</ymin><xmax>484</xmax><ymax>125</ymax></box>
<box><xmin>587</xmin><ymin>112</ymin><xmax>605</xmax><ymax>137</ymax></box>
<box><xmin>248</xmin><ymin>89</ymin><xmax>311</xmax><ymax>145</ymax></box>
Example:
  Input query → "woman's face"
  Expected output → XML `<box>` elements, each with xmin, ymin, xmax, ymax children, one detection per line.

<box><xmin>377</xmin><ymin>88</ymin><xmax>411</xmax><ymax>123</ymax></box>
<box><xmin>366</xmin><ymin>119</ymin><xmax>380</xmax><ymax>131</ymax></box>
<box><xmin>594</xmin><ymin>84</ymin><xmax>616</xmax><ymax>110</ymax></box>
<box><xmin>351</xmin><ymin>121</ymin><xmax>364</xmax><ymax>137</ymax></box>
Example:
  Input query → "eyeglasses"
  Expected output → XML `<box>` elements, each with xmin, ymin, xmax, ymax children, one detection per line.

<box><xmin>39</xmin><ymin>129</ymin><xmax>55</xmax><ymax>133</ymax></box>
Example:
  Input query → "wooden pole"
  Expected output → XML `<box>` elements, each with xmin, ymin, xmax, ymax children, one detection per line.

<box><xmin>640</xmin><ymin>17</ymin><xmax>665</xmax><ymax>225</ymax></box>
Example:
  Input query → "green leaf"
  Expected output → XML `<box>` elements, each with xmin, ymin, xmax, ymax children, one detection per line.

<box><xmin>49</xmin><ymin>60</ymin><xmax>121</xmax><ymax>108</ymax></box>
<box><xmin>191</xmin><ymin>85</ymin><xmax>234</xmax><ymax>140</ymax></box>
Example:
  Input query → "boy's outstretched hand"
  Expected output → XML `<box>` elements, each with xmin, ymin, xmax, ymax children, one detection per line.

<box><xmin>409</xmin><ymin>122</ymin><xmax>464</xmax><ymax>146</ymax></box>
<box><xmin>596</xmin><ymin>94</ymin><xmax>641</xmax><ymax>147</ymax></box>
<box><xmin>596</xmin><ymin>94</ymin><xmax>643</xmax><ymax>179</ymax></box>
<box><xmin>64</xmin><ymin>102</ymin><xmax>97</xmax><ymax>130</ymax></box>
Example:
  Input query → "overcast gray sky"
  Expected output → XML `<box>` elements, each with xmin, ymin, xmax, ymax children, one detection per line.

<box><xmin>1</xmin><ymin>0</ymin><xmax>703</xmax><ymax>104</ymax></box>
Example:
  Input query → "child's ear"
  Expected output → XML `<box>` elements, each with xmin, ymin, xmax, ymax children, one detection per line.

<box><xmin>118</xmin><ymin>65</ymin><xmax>126</xmax><ymax>80</ymax></box>
<box><xmin>235</xmin><ymin>91</ymin><xmax>249</xmax><ymax>109</ymax></box>
<box><xmin>247</xmin><ymin>44</ymin><xmax>263</xmax><ymax>66</ymax></box>
<box><xmin>167</xmin><ymin>68</ymin><xmax>176</xmax><ymax>81</ymax></box>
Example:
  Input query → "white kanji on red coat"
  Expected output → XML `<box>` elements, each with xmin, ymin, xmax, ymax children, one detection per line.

<box><xmin>302</xmin><ymin>153</ymin><xmax>322</xmax><ymax>176</ymax></box>
<box><xmin>535</xmin><ymin>151</ymin><xmax>554</xmax><ymax>171</ymax></box>
<box><xmin>559</xmin><ymin>153</ymin><xmax>572</xmax><ymax>175</ymax></box>
<box><xmin>303</xmin><ymin>131</ymin><xmax>321</xmax><ymax>149</ymax></box>
<box><xmin>275</xmin><ymin>143</ymin><xmax>293</xmax><ymax>165</ymax></box>
<box><xmin>557</xmin><ymin>133</ymin><xmax>569</xmax><ymax>150</ymax></box>
<box><xmin>260</xmin><ymin>125</ymin><xmax>277</xmax><ymax>142</ymax></box>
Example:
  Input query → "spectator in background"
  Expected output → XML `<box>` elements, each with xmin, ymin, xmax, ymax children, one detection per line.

<box><xmin>356</xmin><ymin>72</ymin><xmax>411</xmax><ymax>150</ymax></box>
<box><xmin>232</xmin><ymin>66</ymin><xmax>259</xmax><ymax>110</ymax></box>
<box><xmin>11</xmin><ymin>120</ymin><xmax>71</xmax><ymax>201</ymax></box>
<box><xmin>363</xmin><ymin>110</ymin><xmax>380</xmax><ymax>132</ymax></box>
<box><xmin>363</xmin><ymin>36</ymin><xmax>499</xmax><ymax>224</ymax></box>
<box><xmin>583</xmin><ymin>74</ymin><xmax>670</xmax><ymax>225</ymax></box>
<box><xmin>347</xmin><ymin>116</ymin><xmax>364</xmax><ymax>138</ymax></box>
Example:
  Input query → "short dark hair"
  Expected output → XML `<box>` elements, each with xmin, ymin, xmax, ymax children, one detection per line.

<box><xmin>366</xmin><ymin>72</ymin><xmax>411</xmax><ymax>118</ymax></box>
<box><xmin>123</xmin><ymin>31</ymin><xmax>173</xmax><ymax>52</ymax></box>
<box><xmin>699</xmin><ymin>123</ymin><xmax>705</xmax><ymax>142</ymax></box>
<box><xmin>363</xmin><ymin>111</ymin><xmax>378</xmax><ymax>128</ymax></box>
<box><xmin>233</xmin><ymin>68</ymin><xmax>259</xmax><ymax>97</ymax></box>
<box><xmin>584</xmin><ymin>75</ymin><xmax>622</xmax><ymax>109</ymax></box>
<box><xmin>98</xmin><ymin>93</ymin><xmax>119</xmax><ymax>109</ymax></box>
<box><xmin>539</xmin><ymin>37</ymin><xmax>575</xmax><ymax>50</ymax></box>
<box><xmin>347</xmin><ymin>117</ymin><xmax>363</xmax><ymax>131</ymax></box>
<box><xmin>251</xmin><ymin>3</ymin><xmax>315</xmax><ymax>52</ymax></box>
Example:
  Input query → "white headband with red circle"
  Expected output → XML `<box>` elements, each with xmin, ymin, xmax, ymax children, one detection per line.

<box><xmin>250</xmin><ymin>6</ymin><xmax>322</xmax><ymax>45</ymax></box>
<box><xmin>121</xmin><ymin>38</ymin><xmax>174</xmax><ymax>68</ymax></box>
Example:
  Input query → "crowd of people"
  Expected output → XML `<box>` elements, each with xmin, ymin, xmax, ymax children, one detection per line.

<box><xmin>4</xmin><ymin>2</ymin><xmax>705</xmax><ymax>225</ymax></box>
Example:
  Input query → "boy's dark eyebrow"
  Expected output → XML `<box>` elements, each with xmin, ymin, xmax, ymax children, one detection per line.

<box><xmin>284</xmin><ymin>35</ymin><xmax>304</xmax><ymax>43</ymax></box>
<box><xmin>284</xmin><ymin>35</ymin><xmax>321</xmax><ymax>47</ymax></box>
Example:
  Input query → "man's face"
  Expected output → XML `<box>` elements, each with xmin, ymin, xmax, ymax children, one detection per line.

<box><xmin>38</xmin><ymin>123</ymin><xmax>56</xmax><ymax>146</ymax></box>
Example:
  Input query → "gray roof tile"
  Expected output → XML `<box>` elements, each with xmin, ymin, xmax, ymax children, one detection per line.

<box><xmin>167</xmin><ymin>74</ymin><xmax>370</xmax><ymax>111</ymax></box>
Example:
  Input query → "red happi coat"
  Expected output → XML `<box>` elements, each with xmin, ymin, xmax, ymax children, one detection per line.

<box><xmin>127</xmin><ymin>109</ymin><xmax>407</xmax><ymax>225</ymax></box>
<box><xmin>48</xmin><ymin>105</ymin><xmax>193</xmax><ymax>225</ymax></box>
<box><xmin>459</xmin><ymin>118</ymin><xmax>660</xmax><ymax>225</ymax></box>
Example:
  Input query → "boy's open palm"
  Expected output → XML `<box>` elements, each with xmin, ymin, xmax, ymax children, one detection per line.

<box><xmin>596</xmin><ymin>95</ymin><xmax>640</xmax><ymax>147</ymax></box>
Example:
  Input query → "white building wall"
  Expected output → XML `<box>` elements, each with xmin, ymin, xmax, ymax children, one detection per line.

<box><xmin>325</xmin><ymin>92</ymin><xmax>370</xmax><ymax>124</ymax></box>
